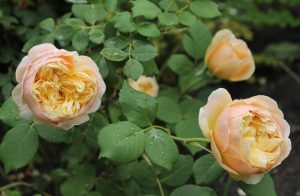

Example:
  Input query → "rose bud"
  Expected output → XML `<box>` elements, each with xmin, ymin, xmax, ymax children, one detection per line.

<box><xmin>199</xmin><ymin>88</ymin><xmax>291</xmax><ymax>184</ymax></box>
<box><xmin>205</xmin><ymin>29</ymin><xmax>255</xmax><ymax>81</ymax></box>
<box><xmin>128</xmin><ymin>75</ymin><xmax>159</xmax><ymax>97</ymax></box>
<box><xmin>12</xmin><ymin>43</ymin><xmax>106</xmax><ymax>130</ymax></box>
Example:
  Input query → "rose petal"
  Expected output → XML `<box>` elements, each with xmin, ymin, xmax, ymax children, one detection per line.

<box><xmin>56</xmin><ymin>114</ymin><xmax>90</xmax><ymax>130</ymax></box>
<box><xmin>12</xmin><ymin>84</ymin><xmax>34</xmax><ymax>120</ymax></box>
<box><xmin>231</xmin><ymin>173</ymin><xmax>264</xmax><ymax>185</ymax></box>
<box><xmin>199</xmin><ymin>88</ymin><xmax>232</xmax><ymax>139</ymax></box>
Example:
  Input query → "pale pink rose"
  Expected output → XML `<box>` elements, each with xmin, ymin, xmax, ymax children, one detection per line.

<box><xmin>12</xmin><ymin>43</ymin><xmax>106</xmax><ymax>130</ymax></box>
<box><xmin>205</xmin><ymin>29</ymin><xmax>255</xmax><ymax>81</ymax></box>
<box><xmin>199</xmin><ymin>88</ymin><xmax>291</xmax><ymax>184</ymax></box>
<box><xmin>128</xmin><ymin>76</ymin><xmax>159</xmax><ymax>97</ymax></box>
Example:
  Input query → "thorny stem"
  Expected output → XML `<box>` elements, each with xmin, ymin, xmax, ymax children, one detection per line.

<box><xmin>0</xmin><ymin>182</ymin><xmax>51</xmax><ymax>196</ymax></box>
<box><xmin>142</xmin><ymin>154</ymin><xmax>165</xmax><ymax>196</ymax></box>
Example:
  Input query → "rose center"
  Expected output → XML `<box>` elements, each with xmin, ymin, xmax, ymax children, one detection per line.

<box><xmin>138</xmin><ymin>82</ymin><xmax>153</xmax><ymax>94</ymax></box>
<box><xmin>31</xmin><ymin>61</ymin><xmax>97</xmax><ymax>120</ymax></box>
<box><xmin>241</xmin><ymin>111</ymin><xmax>282</xmax><ymax>169</ymax></box>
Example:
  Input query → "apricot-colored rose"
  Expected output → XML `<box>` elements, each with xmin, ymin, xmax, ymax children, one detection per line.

<box><xmin>205</xmin><ymin>29</ymin><xmax>255</xmax><ymax>81</ymax></box>
<box><xmin>128</xmin><ymin>76</ymin><xmax>159</xmax><ymax>97</ymax></box>
<box><xmin>12</xmin><ymin>43</ymin><xmax>106</xmax><ymax>130</ymax></box>
<box><xmin>199</xmin><ymin>88</ymin><xmax>291</xmax><ymax>184</ymax></box>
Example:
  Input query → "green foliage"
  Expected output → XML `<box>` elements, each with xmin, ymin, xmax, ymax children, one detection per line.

<box><xmin>161</xmin><ymin>155</ymin><xmax>194</xmax><ymax>186</ymax></box>
<box><xmin>98</xmin><ymin>121</ymin><xmax>146</xmax><ymax>163</ymax></box>
<box><xmin>156</xmin><ymin>97</ymin><xmax>182</xmax><ymax>123</ymax></box>
<box><xmin>0</xmin><ymin>98</ymin><xmax>28</xmax><ymax>127</ymax></box>
<box><xmin>0</xmin><ymin>0</ymin><xmax>287</xmax><ymax>195</ymax></box>
<box><xmin>124</xmin><ymin>58</ymin><xmax>144</xmax><ymax>80</ymax></box>
<box><xmin>119</xmin><ymin>81</ymin><xmax>157</xmax><ymax>127</ymax></box>
<box><xmin>193</xmin><ymin>154</ymin><xmax>224</xmax><ymax>185</ymax></box>
<box><xmin>171</xmin><ymin>185</ymin><xmax>217</xmax><ymax>196</ymax></box>
<box><xmin>0</xmin><ymin>124</ymin><xmax>38</xmax><ymax>172</ymax></box>
<box><xmin>238</xmin><ymin>174</ymin><xmax>277</xmax><ymax>196</ymax></box>
<box><xmin>145</xmin><ymin>128</ymin><xmax>179</xmax><ymax>169</ymax></box>
<box><xmin>182</xmin><ymin>20</ymin><xmax>212</xmax><ymax>60</ymax></box>
<box><xmin>36</xmin><ymin>124</ymin><xmax>71</xmax><ymax>143</ymax></box>
<box><xmin>60</xmin><ymin>163</ymin><xmax>96</xmax><ymax>196</ymax></box>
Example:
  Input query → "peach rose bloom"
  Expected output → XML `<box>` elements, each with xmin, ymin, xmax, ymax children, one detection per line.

<box><xmin>205</xmin><ymin>29</ymin><xmax>255</xmax><ymax>81</ymax></box>
<box><xmin>199</xmin><ymin>88</ymin><xmax>291</xmax><ymax>184</ymax></box>
<box><xmin>12</xmin><ymin>43</ymin><xmax>106</xmax><ymax>130</ymax></box>
<box><xmin>128</xmin><ymin>76</ymin><xmax>159</xmax><ymax>97</ymax></box>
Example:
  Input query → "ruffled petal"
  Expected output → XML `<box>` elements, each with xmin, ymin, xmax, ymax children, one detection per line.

<box><xmin>199</xmin><ymin>88</ymin><xmax>232</xmax><ymax>139</ymax></box>
<box><xmin>56</xmin><ymin>114</ymin><xmax>90</xmax><ymax>130</ymax></box>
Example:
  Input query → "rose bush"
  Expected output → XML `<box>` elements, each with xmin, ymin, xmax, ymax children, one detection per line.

<box><xmin>0</xmin><ymin>0</ymin><xmax>294</xmax><ymax>196</ymax></box>
<box><xmin>199</xmin><ymin>88</ymin><xmax>291</xmax><ymax>184</ymax></box>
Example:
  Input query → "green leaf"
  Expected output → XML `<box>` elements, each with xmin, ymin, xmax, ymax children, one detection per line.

<box><xmin>137</xmin><ymin>23</ymin><xmax>160</xmax><ymax>38</ymax></box>
<box><xmin>72</xmin><ymin>30</ymin><xmax>89</xmax><ymax>51</ymax></box>
<box><xmin>175</xmin><ymin>119</ymin><xmax>207</xmax><ymax>154</ymax></box>
<box><xmin>145</xmin><ymin>128</ymin><xmax>179</xmax><ymax>170</ymax></box>
<box><xmin>0</xmin><ymin>124</ymin><xmax>38</xmax><ymax>172</ymax></box>
<box><xmin>89</xmin><ymin>28</ymin><xmax>105</xmax><ymax>44</ymax></box>
<box><xmin>193</xmin><ymin>154</ymin><xmax>224</xmax><ymax>185</ymax></box>
<box><xmin>54</xmin><ymin>25</ymin><xmax>76</xmax><ymax>40</ymax></box>
<box><xmin>238</xmin><ymin>174</ymin><xmax>276</xmax><ymax>196</ymax></box>
<box><xmin>160</xmin><ymin>88</ymin><xmax>180</xmax><ymax>102</ymax></box>
<box><xmin>178</xmin><ymin>11</ymin><xmax>197</xmax><ymax>26</ymax></box>
<box><xmin>0</xmin><ymin>98</ymin><xmax>27</xmax><ymax>127</ymax></box>
<box><xmin>108</xmin><ymin>103</ymin><xmax>122</xmax><ymax>123</ymax></box>
<box><xmin>98</xmin><ymin>121</ymin><xmax>146</xmax><ymax>163</ymax></box>
<box><xmin>97</xmin><ymin>57</ymin><xmax>109</xmax><ymax>78</ymax></box>
<box><xmin>124</xmin><ymin>58</ymin><xmax>144</xmax><ymax>80</ymax></box>
<box><xmin>64</xmin><ymin>18</ymin><xmax>85</xmax><ymax>26</ymax></box>
<box><xmin>39</xmin><ymin>18</ymin><xmax>55</xmax><ymax>32</ymax></box>
<box><xmin>84</xmin><ymin>113</ymin><xmax>109</xmax><ymax>147</ymax></box>
<box><xmin>190</xmin><ymin>0</ymin><xmax>221</xmax><ymax>19</ymax></box>
<box><xmin>142</xmin><ymin>60</ymin><xmax>159</xmax><ymax>76</ymax></box>
<box><xmin>96</xmin><ymin>178</ymin><xmax>120</xmax><ymax>196</ymax></box>
<box><xmin>179</xmin><ymin>99</ymin><xmax>204</xmax><ymax>120</ymax></box>
<box><xmin>167</xmin><ymin>54</ymin><xmax>194</xmax><ymax>75</ymax></box>
<box><xmin>159</xmin><ymin>0</ymin><xmax>178</xmax><ymax>12</ymax></box>
<box><xmin>119</xmin><ymin>81</ymin><xmax>157</xmax><ymax>127</ymax></box>
<box><xmin>158</xmin><ymin>12</ymin><xmax>178</xmax><ymax>26</ymax></box>
<box><xmin>161</xmin><ymin>155</ymin><xmax>194</xmax><ymax>186</ymax></box>
<box><xmin>85</xmin><ymin>4</ymin><xmax>107</xmax><ymax>25</ymax></box>
<box><xmin>156</xmin><ymin>97</ymin><xmax>182</xmax><ymax>123</ymax></box>
<box><xmin>116</xmin><ymin>163</ymin><xmax>132</xmax><ymax>181</ymax></box>
<box><xmin>182</xmin><ymin>20</ymin><xmax>212</xmax><ymax>59</ymax></box>
<box><xmin>104</xmin><ymin>36</ymin><xmax>128</xmax><ymax>49</ymax></box>
<box><xmin>130</xmin><ymin>161</ymin><xmax>157</xmax><ymax>188</ymax></box>
<box><xmin>171</xmin><ymin>185</ymin><xmax>217</xmax><ymax>196</ymax></box>
<box><xmin>112</xmin><ymin>12</ymin><xmax>136</xmax><ymax>33</ymax></box>
<box><xmin>104</xmin><ymin>0</ymin><xmax>117</xmax><ymax>12</ymax></box>
<box><xmin>104</xmin><ymin>22</ymin><xmax>117</xmax><ymax>39</ymax></box>
<box><xmin>1</xmin><ymin>82</ymin><xmax>14</xmax><ymax>98</ymax></box>
<box><xmin>36</xmin><ymin>124</ymin><xmax>71</xmax><ymax>143</ymax></box>
<box><xmin>132</xmin><ymin>44</ymin><xmax>158</xmax><ymax>62</ymax></box>
<box><xmin>60</xmin><ymin>163</ymin><xmax>96</xmax><ymax>196</ymax></box>
<box><xmin>22</xmin><ymin>34</ymin><xmax>54</xmax><ymax>53</ymax></box>
<box><xmin>100</xmin><ymin>47</ymin><xmax>128</xmax><ymax>62</ymax></box>
<box><xmin>132</xmin><ymin>0</ymin><xmax>161</xmax><ymax>19</ymax></box>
